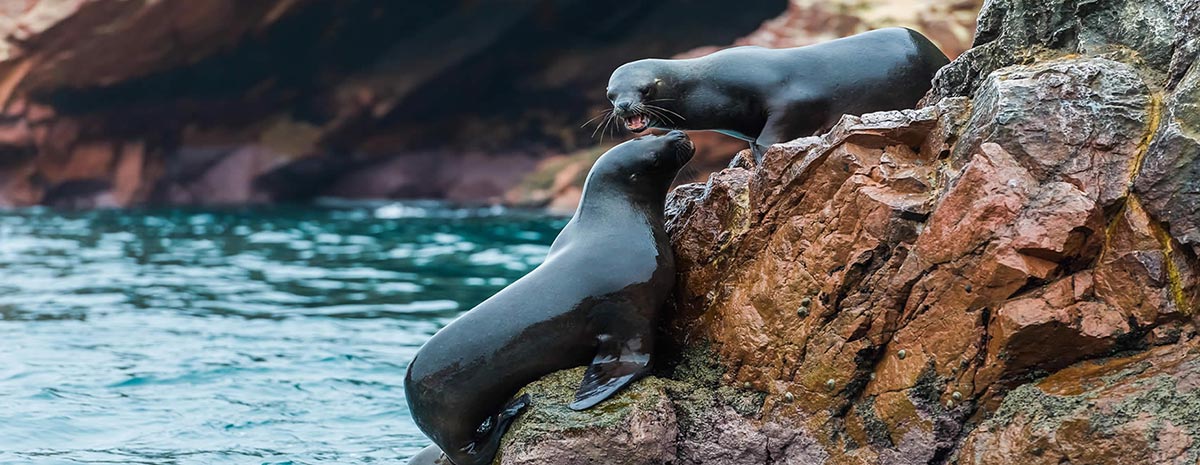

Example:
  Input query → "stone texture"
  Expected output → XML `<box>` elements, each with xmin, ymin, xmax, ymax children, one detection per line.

<box><xmin>933</xmin><ymin>0</ymin><xmax>1200</xmax><ymax>99</ymax></box>
<box><xmin>1135</xmin><ymin>57</ymin><xmax>1200</xmax><ymax>257</ymax></box>
<box><xmin>499</xmin><ymin>0</ymin><xmax>1200</xmax><ymax>461</ymax></box>
<box><xmin>958</xmin><ymin>342</ymin><xmax>1200</xmax><ymax>465</ymax></box>
<box><xmin>498</xmin><ymin>369</ymin><xmax>679</xmax><ymax>465</ymax></box>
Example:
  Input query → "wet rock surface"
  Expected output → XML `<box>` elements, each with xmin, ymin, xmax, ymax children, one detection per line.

<box><xmin>498</xmin><ymin>0</ymin><xmax>1200</xmax><ymax>462</ymax></box>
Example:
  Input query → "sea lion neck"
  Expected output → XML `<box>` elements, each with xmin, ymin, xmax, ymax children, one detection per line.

<box><xmin>572</xmin><ymin>181</ymin><xmax>666</xmax><ymax>226</ymax></box>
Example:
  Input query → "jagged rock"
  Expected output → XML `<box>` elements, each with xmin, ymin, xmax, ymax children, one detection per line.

<box><xmin>500</xmin><ymin>0</ymin><xmax>1200</xmax><ymax>462</ymax></box>
<box><xmin>497</xmin><ymin>369</ymin><xmax>679</xmax><ymax>465</ymax></box>
<box><xmin>498</xmin><ymin>355</ymin><xmax>794</xmax><ymax>465</ymax></box>
<box><xmin>1135</xmin><ymin>58</ymin><xmax>1200</xmax><ymax>257</ymax></box>
<box><xmin>933</xmin><ymin>0</ymin><xmax>1200</xmax><ymax>98</ymax></box>
<box><xmin>958</xmin><ymin>342</ymin><xmax>1200</xmax><ymax>465</ymax></box>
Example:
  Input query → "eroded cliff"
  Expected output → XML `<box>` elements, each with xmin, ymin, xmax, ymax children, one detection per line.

<box><xmin>498</xmin><ymin>0</ymin><xmax>1200</xmax><ymax>463</ymax></box>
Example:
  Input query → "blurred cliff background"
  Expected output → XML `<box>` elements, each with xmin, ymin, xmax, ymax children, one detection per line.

<box><xmin>0</xmin><ymin>0</ymin><xmax>983</xmax><ymax>210</ymax></box>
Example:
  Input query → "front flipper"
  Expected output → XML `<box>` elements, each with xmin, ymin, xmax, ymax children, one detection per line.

<box><xmin>569</xmin><ymin>334</ymin><xmax>651</xmax><ymax>410</ymax></box>
<box><xmin>750</xmin><ymin>143</ymin><xmax>768</xmax><ymax>165</ymax></box>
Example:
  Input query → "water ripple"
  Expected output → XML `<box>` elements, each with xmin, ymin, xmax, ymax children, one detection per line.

<box><xmin>0</xmin><ymin>202</ymin><xmax>565</xmax><ymax>464</ymax></box>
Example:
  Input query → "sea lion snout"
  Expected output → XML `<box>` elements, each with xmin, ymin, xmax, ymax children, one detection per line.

<box><xmin>665</xmin><ymin>130</ymin><xmax>694</xmax><ymax>163</ymax></box>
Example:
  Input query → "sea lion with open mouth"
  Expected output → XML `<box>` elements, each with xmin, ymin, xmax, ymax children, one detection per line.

<box><xmin>606</xmin><ymin>27</ymin><xmax>949</xmax><ymax>162</ymax></box>
<box><xmin>404</xmin><ymin>131</ymin><xmax>695</xmax><ymax>465</ymax></box>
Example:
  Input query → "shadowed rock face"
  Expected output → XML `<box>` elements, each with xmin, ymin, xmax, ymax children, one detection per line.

<box><xmin>498</xmin><ymin>0</ymin><xmax>1200</xmax><ymax>462</ymax></box>
<box><xmin>0</xmin><ymin>0</ymin><xmax>786</xmax><ymax>207</ymax></box>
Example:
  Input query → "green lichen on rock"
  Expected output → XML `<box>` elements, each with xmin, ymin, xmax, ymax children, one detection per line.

<box><xmin>497</xmin><ymin>342</ymin><xmax>768</xmax><ymax>463</ymax></box>
<box><xmin>980</xmin><ymin>352</ymin><xmax>1200</xmax><ymax>462</ymax></box>
<box><xmin>501</xmin><ymin>367</ymin><xmax>674</xmax><ymax>444</ymax></box>
<box><xmin>1090</xmin><ymin>374</ymin><xmax>1200</xmax><ymax>445</ymax></box>
<box><xmin>985</xmin><ymin>383</ymin><xmax>1090</xmax><ymax>433</ymax></box>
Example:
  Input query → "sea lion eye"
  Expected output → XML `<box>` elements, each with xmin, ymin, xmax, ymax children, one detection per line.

<box><xmin>639</xmin><ymin>86</ymin><xmax>651</xmax><ymax>96</ymax></box>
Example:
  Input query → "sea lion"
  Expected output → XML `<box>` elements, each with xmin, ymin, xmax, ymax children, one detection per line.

<box><xmin>606</xmin><ymin>27</ymin><xmax>949</xmax><ymax>162</ymax></box>
<box><xmin>404</xmin><ymin>131</ymin><xmax>695</xmax><ymax>465</ymax></box>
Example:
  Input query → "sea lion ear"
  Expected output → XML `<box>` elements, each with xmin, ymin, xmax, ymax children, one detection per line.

<box><xmin>569</xmin><ymin>334</ymin><xmax>651</xmax><ymax>410</ymax></box>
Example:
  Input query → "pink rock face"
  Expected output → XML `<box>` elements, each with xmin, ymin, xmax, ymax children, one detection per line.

<box><xmin>654</xmin><ymin>58</ymin><xmax>1197</xmax><ymax>462</ymax></box>
<box><xmin>500</xmin><ymin>7</ymin><xmax>1200</xmax><ymax>457</ymax></box>
<box><xmin>959</xmin><ymin>342</ymin><xmax>1200</xmax><ymax>465</ymax></box>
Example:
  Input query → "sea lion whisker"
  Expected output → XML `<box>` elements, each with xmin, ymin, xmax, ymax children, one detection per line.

<box><xmin>580</xmin><ymin>110</ymin><xmax>613</xmax><ymax>129</ymax></box>
<box><xmin>645</xmin><ymin>104</ymin><xmax>685</xmax><ymax>122</ymax></box>
<box><xmin>630</xmin><ymin>103</ymin><xmax>666</xmax><ymax>125</ymax></box>
<box><xmin>645</xmin><ymin>107</ymin><xmax>677</xmax><ymax>126</ymax></box>
<box><xmin>592</xmin><ymin>112</ymin><xmax>614</xmax><ymax>139</ymax></box>
<box><xmin>600</xmin><ymin>112</ymin><xmax>617</xmax><ymax>143</ymax></box>
<box><xmin>644</xmin><ymin>108</ymin><xmax>673</xmax><ymax>125</ymax></box>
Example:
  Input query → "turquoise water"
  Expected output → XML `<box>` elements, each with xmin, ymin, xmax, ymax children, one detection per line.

<box><xmin>0</xmin><ymin>202</ymin><xmax>566</xmax><ymax>465</ymax></box>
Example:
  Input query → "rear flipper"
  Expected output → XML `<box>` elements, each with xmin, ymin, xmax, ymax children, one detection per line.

<box><xmin>407</xmin><ymin>444</ymin><xmax>450</xmax><ymax>465</ymax></box>
<box><xmin>569</xmin><ymin>334</ymin><xmax>652</xmax><ymax>410</ymax></box>
<box><xmin>456</xmin><ymin>394</ymin><xmax>531</xmax><ymax>465</ymax></box>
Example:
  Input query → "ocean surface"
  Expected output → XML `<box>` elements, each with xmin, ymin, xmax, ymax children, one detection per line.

<box><xmin>0</xmin><ymin>201</ymin><xmax>567</xmax><ymax>465</ymax></box>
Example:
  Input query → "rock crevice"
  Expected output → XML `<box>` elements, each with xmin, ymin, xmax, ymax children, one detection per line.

<box><xmin>499</xmin><ymin>0</ymin><xmax>1200</xmax><ymax>462</ymax></box>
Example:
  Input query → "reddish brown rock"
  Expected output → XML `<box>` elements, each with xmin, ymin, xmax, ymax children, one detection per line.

<box><xmin>958</xmin><ymin>341</ymin><xmax>1200</xmax><ymax>465</ymax></box>
<box><xmin>501</xmin><ymin>0</ymin><xmax>1200</xmax><ymax>458</ymax></box>
<box><xmin>645</xmin><ymin>59</ymin><xmax>1197</xmax><ymax>462</ymax></box>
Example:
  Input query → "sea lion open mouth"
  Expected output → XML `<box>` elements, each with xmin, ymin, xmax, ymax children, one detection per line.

<box><xmin>624</xmin><ymin>114</ymin><xmax>649</xmax><ymax>133</ymax></box>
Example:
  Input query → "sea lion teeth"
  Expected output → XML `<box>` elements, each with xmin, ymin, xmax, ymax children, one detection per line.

<box><xmin>624</xmin><ymin>114</ymin><xmax>649</xmax><ymax>132</ymax></box>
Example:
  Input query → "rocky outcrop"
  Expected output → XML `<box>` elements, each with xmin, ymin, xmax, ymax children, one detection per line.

<box><xmin>498</xmin><ymin>0</ymin><xmax>1200</xmax><ymax>462</ymax></box>
<box><xmin>0</xmin><ymin>0</ymin><xmax>786</xmax><ymax>207</ymax></box>
<box><xmin>959</xmin><ymin>342</ymin><xmax>1200</xmax><ymax>465</ymax></box>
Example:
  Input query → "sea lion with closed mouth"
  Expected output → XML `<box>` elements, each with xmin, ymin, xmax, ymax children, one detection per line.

<box><xmin>404</xmin><ymin>131</ymin><xmax>695</xmax><ymax>465</ymax></box>
<box><xmin>606</xmin><ymin>27</ymin><xmax>949</xmax><ymax>162</ymax></box>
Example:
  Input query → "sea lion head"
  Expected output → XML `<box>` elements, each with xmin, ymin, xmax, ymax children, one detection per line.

<box><xmin>607</xmin><ymin>60</ymin><xmax>680</xmax><ymax>133</ymax></box>
<box><xmin>586</xmin><ymin>130</ymin><xmax>694</xmax><ymax>200</ymax></box>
